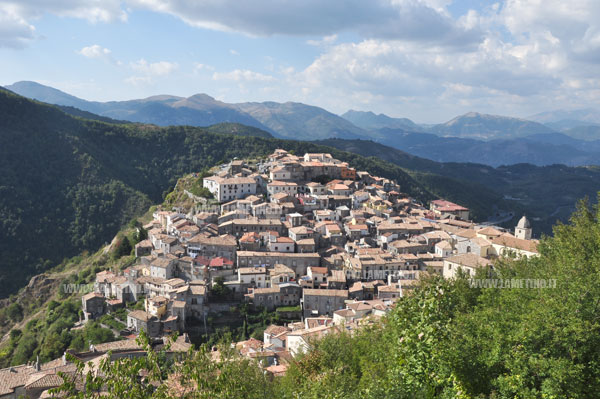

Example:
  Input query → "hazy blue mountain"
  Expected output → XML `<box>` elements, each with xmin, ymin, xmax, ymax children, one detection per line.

<box><xmin>543</xmin><ymin>120</ymin><xmax>599</xmax><ymax>131</ymax></box>
<box><xmin>234</xmin><ymin>101</ymin><xmax>369</xmax><ymax>140</ymax></box>
<box><xmin>559</xmin><ymin>125</ymin><xmax>600</xmax><ymax>141</ymax></box>
<box><xmin>56</xmin><ymin>105</ymin><xmax>131</xmax><ymax>124</ymax></box>
<box><xmin>429</xmin><ymin>112</ymin><xmax>556</xmax><ymax>140</ymax></box>
<box><xmin>6</xmin><ymin>81</ymin><xmax>369</xmax><ymax>141</ymax></box>
<box><xmin>528</xmin><ymin>109</ymin><xmax>600</xmax><ymax>136</ymax></box>
<box><xmin>8</xmin><ymin>81</ymin><xmax>600</xmax><ymax>164</ymax></box>
<box><xmin>6</xmin><ymin>81</ymin><xmax>276</xmax><ymax>133</ymax></box>
<box><xmin>528</xmin><ymin>108</ymin><xmax>600</xmax><ymax>125</ymax></box>
<box><xmin>522</xmin><ymin>132</ymin><xmax>600</xmax><ymax>149</ymax></box>
<box><xmin>341</xmin><ymin>109</ymin><xmax>422</xmax><ymax>131</ymax></box>
<box><xmin>5</xmin><ymin>80</ymin><xmax>98</xmax><ymax>109</ymax></box>
<box><xmin>374</xmin><ymin>128</ymin><xmax>600</xmax><ymax>167</ymax></box>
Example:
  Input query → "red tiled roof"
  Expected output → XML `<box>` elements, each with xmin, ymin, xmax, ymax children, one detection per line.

<box><xmin>209</xmin><ymin>257</ymin><xmax>233</xmax><ymax>267</ymax></box>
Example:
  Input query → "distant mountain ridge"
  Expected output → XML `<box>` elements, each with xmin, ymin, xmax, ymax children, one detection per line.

<box><xmin>235</xmin><ymin>101</ymin><xmax>368</xmax><ymax>140</ymax></box>
<box><xmin>528</xmin><ymin>108</ymin><xmax>600</xmax><ymax>126</ymax></box>
<box><xmin>5</xmin><ymin>81</ymin><xmax>368</xmax><ymax>141</ymax></box>
<box><xmin>7</xmin><ymin>81</ymin><xmax>600</xmax><ymax>166</ymax></box>
<box><xmin>341</xmin><ymin>109</ymin><xmax>422</xmax><ymax>131</ymax></box>
<box><xmin>6</xmin><ymin>81</ymin><xmax>276</xmax><ymax>134</ymax></box>
<box><xmin>372</xmin><ymin>128</ymin><xmax>600</xmax><ymax>167</ymax></box>
<box><xmin>428</xmin><ymin>112</ymin><xmax>556</xmax><ymax>140</ymax></box>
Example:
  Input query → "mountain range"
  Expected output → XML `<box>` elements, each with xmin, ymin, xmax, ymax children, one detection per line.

<box><xmin>528</xmin><ymin>108</ymin><xmax>600</xmax><ymax>128</ymax></box>
<box><xmin>341</xmin><ymin>109</ymin><xmax>423</xmax><ymax>131</ymax></box>
<box><xmin>7</xmin><ymin>81</ymin><xmax>600</xmax><ymax>167</ymax></box>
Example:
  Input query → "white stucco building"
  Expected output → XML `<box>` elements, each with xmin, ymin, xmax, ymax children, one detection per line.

<box><xmin>203</xmin><ymin>176</ymin><xmax>257</xmax><ymax>202</ymax></box>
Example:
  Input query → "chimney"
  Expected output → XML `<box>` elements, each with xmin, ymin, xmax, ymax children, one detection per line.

<box><xmin>35</xmin><ymin>356</ymin><xmax>40</xmax><ymax>371</ymax></box>
<box><xmin>62</xmin><ymin>352</ymin><xmax>67</xmax><ymax>366</ymax></box>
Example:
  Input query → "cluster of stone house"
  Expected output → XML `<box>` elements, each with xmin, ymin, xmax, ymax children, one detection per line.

<box><xmin>81</xmin><ymin>149</ymin><xmax>538</xmax><ymax>343</ymax></box>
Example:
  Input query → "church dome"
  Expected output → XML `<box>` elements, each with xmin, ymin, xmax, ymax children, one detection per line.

<box><xmin>517</xmin><ymin>215</ymin><xmax>531</xmax><ymax>229</ymax></box>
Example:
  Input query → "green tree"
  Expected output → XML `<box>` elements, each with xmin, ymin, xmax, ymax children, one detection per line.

<box><xmin>211</xmin><ymin>277</ymin><xmax>231</xmax><ymax>299</ymax></box>
<box><xmin>136</xmin><ymin>226</ymin><xmax>148</xmax><ymax>242</ymax></box>
<box><xmin>6</xmin><ymin>303</ymin><xmax>23</xmax><ymax>322</ymax></box>
<box><xmin>11</xmin><ymin>333</ymin><xmax>37</xmax><ymax>365</ymax></box>
<box><xmin>112</xmin><ymin>235</ymin><xmax>132</xmax><ymax>259</ymax></box>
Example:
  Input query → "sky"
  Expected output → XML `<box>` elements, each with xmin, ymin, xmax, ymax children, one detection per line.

<box><xmin>1</xmin><ymin>0</ymin><xmax>599</xmax><ymax>123</ymax></box>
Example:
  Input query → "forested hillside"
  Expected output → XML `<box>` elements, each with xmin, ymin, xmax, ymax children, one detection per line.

<box><xmin>0</xmin><ymin>89</ymin><xmax>435</xmax><ymax>297</ymax></box>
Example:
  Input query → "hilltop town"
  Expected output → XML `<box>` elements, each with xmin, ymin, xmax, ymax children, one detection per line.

<box><xmin>1</xmin><ymin>149</ymin><xmax>539</xmax><ymax>397</ymax></box>
<box><xmin>85</xmin><ymin>149</ymin><xmax>538</xmax><ymax>363</ymax></box>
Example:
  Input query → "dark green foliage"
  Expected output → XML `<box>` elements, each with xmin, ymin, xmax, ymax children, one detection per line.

<box><xmin>210</xmin><ymin>277</ymin><xmax>231</xmax><ymax>299</ymax></box>
<box><xmin>99</xmin><ymin>314</ymin><xmax>126</xmax><ymax>331</ymax></box>
<box><xmin>204</xmin><ymin>122</ymin><xmax>273</xmax><ymax>138</ymax></box>
<box><xmin>136</xmin><ymin>226</ymin><xmax>148</xmax><ymax>242</ymax></box>
<box><xmin>9</xmin><ymin>328</ymin><xmax>22</xmax><ymax>340</ymax></box>
<box><xmin>0</xmin><ymin>298</ymin><xmax>94</xmax><ymax>366</ymax></box>
<box><xmin>11</xmin><ymin>333</ymin><xmax>38</xmax><ymax>365</ymax></box>
<box><xmin>5</xmin><ymin>303</ymin><xmax>23</xmax><ymax>322</ymax></box>
<box><xmin>188</xmin><ymin>175</ymin><xmax>214</xmax><ymax>199</ymax></box>
<box><xmin>81</xmin><ymin>322</ymin><xmax>117</xmax><ymax>346</ymax></box>
<box><xmin>112</xmin><ymin>235</ymin><xmax>132</xmax><ymax>259</ymax></box>
<box><xmin>275</xmin><ymin>306</ymin><xmax>301</xmax><ymax>312</ymax></box>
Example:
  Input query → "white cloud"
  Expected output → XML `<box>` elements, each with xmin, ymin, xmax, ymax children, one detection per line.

<box><xmin>125</xmin><ymin>58</ymin><xmax>178</xmax><ymax>86</ymax></box>
<box><xmin>229</xmin><ymin>49</ymin><xmax>239</xmax><ymax>56</ymax></box>
<box><xmin>0</xmin><ymin>5</ymin><xmax>35</xmax><ymax>48</ymax></box>
<box><xmin>280</xmin><ymin>32</ymin><xmax>585</xmax><ymax>120</ymax></box>
<box><xmin>3</xmin><ymin>0</ymin><xmax>127</xmax><ymax>23</ymax></box>
<box><xmin>193</xmin><ymin>63</ymin><xmax>214</xmax><ymax>72</ymax></box>
<box><xmin>306</xmin><ymin>34</ymin><xmax>338</xmax><ymax>47</ymax></box>
<box><xmin>78</xmin><ymin>44</ymin><xmax>111</xmax><ymax>60</ymax></box>
<box><xmin>130</xmin><ymin>59</ymin><xmax>178</xmax><ymax>76</ymax></box>
<box><xmin>129</xmin><ymin>0</ymin><xmax>482</xmax><ymax>47</ymax></box>
<box><xmin>499</xmin><ymin>0</ymin><xmax>600</xmax><ymax>64</ymax></box>
<box><xmin>124</xmin><ymin>75</ymin><xmax>152</xmax><ymax>86</ymax></box>
<box><xmin>0</xmin><ymin>0</ymin><xmax>126</xmax><ymax>48</ymax></box>
<box><xmin>212</xmin><ymin>69</ymin><xmax>275</xmax><ymax>82</ymax></box>
<box><xmin>248</xmin><ymin>0</ymin><xmax>597</xmax><ymax>120</ymax></box>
